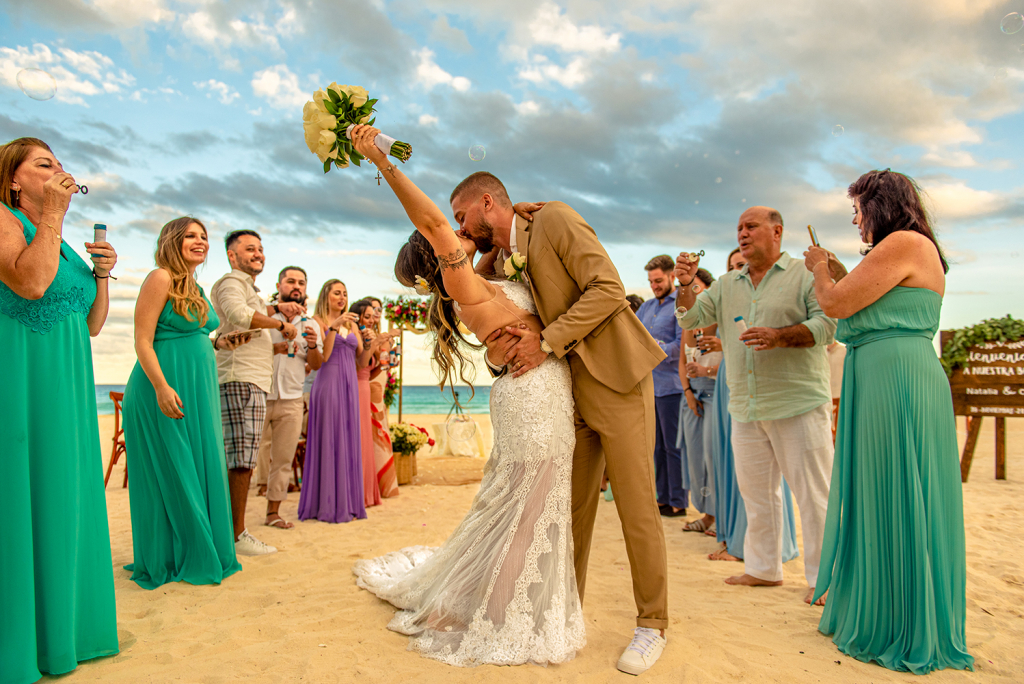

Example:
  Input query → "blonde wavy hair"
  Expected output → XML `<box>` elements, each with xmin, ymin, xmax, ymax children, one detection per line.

<box><xmin>314</xmin><ymin>279</ymin><xmax>347</xmax><ymax>322</ymax></box>
<box><xmin>156</xmin><ymin>217</ymin><xmax>210</xmax><ymax>326</ymax></box>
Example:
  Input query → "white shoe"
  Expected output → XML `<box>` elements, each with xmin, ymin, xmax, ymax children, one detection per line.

<box><xmin>616</xmin><ymin>627</ymin><xmax>666</xmax><ymax>675</ymax></box>
<box><xmin>235</xmin><ymin>529</ymin><xmax>277</xmax><ymax>556</ymax></box>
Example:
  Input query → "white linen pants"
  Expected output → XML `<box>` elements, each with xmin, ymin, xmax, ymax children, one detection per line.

<box><xmin>731</xmin><ymin>402</ymin><xmax>833</xmax><ymax>585</ymax></box>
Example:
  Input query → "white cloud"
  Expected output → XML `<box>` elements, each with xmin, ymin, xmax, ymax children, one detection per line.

<box><xmin>251</xmin><ymin>64</ymin><xmax>307</xmax><ymax>109</ymax></box>
<box><xmin>925</xmin><ymin>181</ymin><xmax>1006</xmax><ymax>220</ymax></box>
<box><xmin>194</xmin><ymin>78</ymin><xmax>240</xmax><ymax>105</ymax></box>
<box><xmin>181</xmin><ymin>7</ymin><xmax>300</xmax><ymax>53</ymax></box>
<box><xmin>303</xmin><ymin>249</ymin><xmax>392</xmax><ymax>256</ymax></box>
<box><xmin>528</xmin><ymin>2</ymin><xmax>621</xmax><ymax>54</ymax></box>
<box><xmin>418</xmin><ymin>114</ymin><xmax>439</xmax><ymax>126</ymax></box>
<box><xmin>91</xmin><ymin>0</ymin><xmax>175</xmax><ymax>27</ymax></box>
<box><xmin>0</xmin><ymin>43</ymin><xmax>135</xmax><ymax>106</ymax></box>
<box><xmin>415</xmin><ymin>48</ymin><xmax>471</xmax><ymax>91</ymax></box>
<box><xmin>515</xmin><ymin>100</ymin><xmax>540</xmax><ymax>115</ymax></box>
<box><xmin>518</xmin><ymin>56</ymin><xmax>589</xmax><ymax>88</ymax></box>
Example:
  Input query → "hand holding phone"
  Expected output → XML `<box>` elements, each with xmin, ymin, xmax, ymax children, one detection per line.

<box><xmin>807</xmin><ymin>224</ymin><xmax>820</xmax><ymax>247</ymax></box>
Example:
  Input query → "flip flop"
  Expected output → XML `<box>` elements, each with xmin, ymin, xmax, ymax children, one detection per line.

<box><xmin>265</xmin><ymin>516</ymin><xmax>294</xmax><ymax>529</ymax></box>
<box><xmin>703</xmin><ymin>524</ymin><xmax>717</xmax><ymax>536</ymax></box>
<box><xmin>682</xmin><ymin>518</ymin><xmax>709</xmax><ymax>532</ymax></box>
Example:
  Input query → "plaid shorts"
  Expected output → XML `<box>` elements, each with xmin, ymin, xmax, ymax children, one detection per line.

<box><xmin>220</xmin><ymin>381</ymin><xmax>268</xmax><ymax>470</ymax></box>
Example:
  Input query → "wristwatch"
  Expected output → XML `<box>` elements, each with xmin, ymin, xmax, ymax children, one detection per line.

<box><xmin>540</xmin><ymin>338</ymin><xmax>553</xmax><ymax>355</ymax></box>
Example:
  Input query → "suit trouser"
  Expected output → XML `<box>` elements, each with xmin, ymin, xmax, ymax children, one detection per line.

<box><xmin>653</xmin><ymin>393</ymin><xmax>687</xmax><ymax>510</ymax></box>
<box><xmin>730</xmin><ymin>402</ymin><xmax>833</xmax><ymax>585</ymax></box>
<box><xmin>254</xmin><ymin>398</ymin><xmax>304</xmax><ymax>502</ymax></box>
<box><xmin>569</xmin><ymin>355</ymin><xmax>668</xmax><ymax>630</ymax></box>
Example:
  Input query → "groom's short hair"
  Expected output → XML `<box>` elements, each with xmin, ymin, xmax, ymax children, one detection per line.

<box><xmin>450</xmin><ymin>172</ymin><xmax>512</xmax><ymax>208</ymax></box>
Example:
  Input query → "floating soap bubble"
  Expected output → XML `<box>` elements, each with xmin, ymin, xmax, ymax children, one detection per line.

<box><xmin>468</xmin><ymin>145</ymin><xmax>486</xmax><ymax>162</ymax></box>
<box><xmin>715</xmin><ymin>177</ymin><xmax>723</xmax><ymax>184</ymax></box>
<box><xmin>1019</xmin><ymin>43</ymin><xmax>1024</xmax><ymax>53</ymax></box>
<box><xmin>446</xmin><ymin>414</ymin><xmax>477</xmax><ymax>442</ymax></box>
<box><xmin>701</xmin><ymin>487</ymin><xmax>711</xmax><ymax>498</ymax></box>
<box><xmin>831</xmin><ymin>124</ymin><xmax>844</xmax><ymax>137</ymax></box>
<box><xmin>1001</xmin><ymin>12</ymin><xmax>1023</xmax><ymax>34</ymax></box>
<box><xmin>694</xmin><ymin>200</ymin><xmax>699</xmax><ymax>204</ymax></box>
<box><xmin>16</xmin><ymin>68</ymin><xmax>56</xmax><ymax>101</ymax></box>
<box><xmin>692</xmin><ymin>284</ymin><xmax>701</xmax><ymax>293</ymax></box>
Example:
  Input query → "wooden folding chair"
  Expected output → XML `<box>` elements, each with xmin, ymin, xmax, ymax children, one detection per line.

<box><xmin>104</xmin><ymin>391</ymin><xmax>128</xmax><ymax>488</ymax></box>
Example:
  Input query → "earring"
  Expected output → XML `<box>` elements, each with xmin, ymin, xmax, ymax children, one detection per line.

<box><xmin>11</xmin><ymin>188</ymin><xmax>18</xmax><ymax>206</ymax></box>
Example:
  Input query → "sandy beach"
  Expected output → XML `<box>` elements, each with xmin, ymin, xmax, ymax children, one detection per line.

<box><xmin>66</xmin><ymin>414</ymin><xmax>1024</xmax><ymax>683</ymax></box>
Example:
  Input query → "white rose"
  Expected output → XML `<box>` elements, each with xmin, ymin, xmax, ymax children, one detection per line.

<box><xmin>312</xmin><ymin>88</ymin><xmax>331</xmax><ymax>114</ymax></box>
<box><xmin>330</xmin><ymin>82</ymin><xmax>369</xmax><ymax>107</ymax></box>
<box><xmin>316</xmin><ymin>129</ymin><xmax>339</xmax><ymax>163</ymax></box>
<box><xmin>503</xmin><ymin>252</ymin><xmax>526</xmax><ymax>278</ymax></box>
<box><xmin>303</xmin><ymin>120</ymin><xmax>320</xmax><ymax>154</ymax></box>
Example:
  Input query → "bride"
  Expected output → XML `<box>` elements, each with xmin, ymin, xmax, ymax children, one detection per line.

<box><xmin>349</xmin><ymin>126</ymin><xmax>584</xmax><ymax>667</ymax></box>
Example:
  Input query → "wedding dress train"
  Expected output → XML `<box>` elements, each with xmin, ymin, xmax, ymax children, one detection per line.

<box><xmin>353</xmin><ymin>281</ymin><xmax>585</xmax><ymax>667</ymax></box>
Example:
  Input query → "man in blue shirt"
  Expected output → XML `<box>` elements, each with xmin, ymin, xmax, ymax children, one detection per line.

<box><xmin>636</xmin><ymin>255</ymin><xmax>687</xmax><ymax>516</ymax></box>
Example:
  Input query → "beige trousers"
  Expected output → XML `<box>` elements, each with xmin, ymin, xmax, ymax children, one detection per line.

<box><xmin>568</xmin><ymin>355</ymin><xmax>668</xmax><ymax>630</ymax></box>
<box><xmin>254</xmin><ymin>397</ymin><xmax>303</xmax><ymax>502</ymax></box>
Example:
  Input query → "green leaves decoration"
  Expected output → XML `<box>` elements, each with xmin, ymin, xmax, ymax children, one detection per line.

<box><xmin>940</xmin><ymin>315</ymin><xmax>1024</xmax><ymax>377</ymax></box>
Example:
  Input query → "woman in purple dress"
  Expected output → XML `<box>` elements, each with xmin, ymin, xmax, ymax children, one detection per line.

<box><xmin>297</xmin><ymin>279</ymin><xmax>366</xmax><ymax>523</ymax></box>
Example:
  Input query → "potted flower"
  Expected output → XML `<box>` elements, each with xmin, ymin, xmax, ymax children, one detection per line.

<box><xmin>388</xmin><ymin>422</ymin><xmax>434</xmax><ymax>485</ymax></box>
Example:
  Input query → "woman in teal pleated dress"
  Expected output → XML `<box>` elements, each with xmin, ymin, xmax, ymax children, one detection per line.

<box><xmin>123</xmin><ymin>216</ymin><xmax>243</xmax><ymax>589</ymax></box>
<box><xmin>0</xmin><ymin>137</ymin><xmax>120</xmax><ymax>682</ymax></box>
<box><xmin>805</xmin><ymin>169</ymin><xmax>973</xmax><ymax>674</ymax></box>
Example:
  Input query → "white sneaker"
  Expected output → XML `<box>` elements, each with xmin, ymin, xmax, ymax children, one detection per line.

<box><xmin>616</xmin><ymin>627</ymin><xmax>666</xmax><ymax>675</ymax></box>
<box><xmin>235</xmin><ymin>529</ymin><xmax>277</xmax><ymax>556</ymax></box>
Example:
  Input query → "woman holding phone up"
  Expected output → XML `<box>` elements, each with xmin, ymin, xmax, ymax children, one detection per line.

<box><xmin>123</xmin><ymin>217</ymin><xmax>247</xmax><ymax>589</ymax></box>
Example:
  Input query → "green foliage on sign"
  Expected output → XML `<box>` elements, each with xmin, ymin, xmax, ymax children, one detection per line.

<box><xmin>940</xmin><ymin>315</ymin><xmax>1024</xmax><ymax>378</ymax></box>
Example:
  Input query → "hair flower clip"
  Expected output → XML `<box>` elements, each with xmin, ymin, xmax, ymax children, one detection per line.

<box><xmin>413</xmin><ymin>275</ymin><xmax>432</xmax><ymax>296</ymax></box>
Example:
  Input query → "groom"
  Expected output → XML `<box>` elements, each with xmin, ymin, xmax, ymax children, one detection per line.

<box><xmin>452</xmin><ymin>172</ymin><xmax>670</xmax><ymax>675</ymax></box>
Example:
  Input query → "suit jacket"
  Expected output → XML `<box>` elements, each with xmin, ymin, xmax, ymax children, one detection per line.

<box><xmin>500</xmin><ymin>201</ymin><xmax>665</xmax><ymax>395</ymax></box>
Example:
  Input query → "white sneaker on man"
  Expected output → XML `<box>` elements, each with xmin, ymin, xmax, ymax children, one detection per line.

<box><xmin>235</xmin><ymin>529</ymin><xmax>277</xmax><ymax>556</ymax></box>
<box><xmin>616</xmin><ymin>627</ymin><xmax>666</xmax><ymax>675</ymax></box>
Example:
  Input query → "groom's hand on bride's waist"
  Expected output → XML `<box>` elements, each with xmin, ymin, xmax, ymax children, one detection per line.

<box><xmin>502</xmin><ymin>326</ymin><xmax>551</xmax><ymax>378</ymax></box>
<box><xmin>484</xmin><ymin>326</ymin><xmax>522</xmax><ymax>375</ymax></box>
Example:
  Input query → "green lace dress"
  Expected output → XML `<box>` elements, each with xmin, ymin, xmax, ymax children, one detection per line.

<box><xmin>0</xmin><ymin>207</ymin><xmax>119</xmax><ymax>683</ymax></box>
<box><xmin>122</xmin><ymin>292</ymin><xmax>241</xmax><ymax>589</ymax></box>
<box><xmin>813</xmin><ymin>287</ymin><xmax>974</xmax><ymax>673</ymax></box>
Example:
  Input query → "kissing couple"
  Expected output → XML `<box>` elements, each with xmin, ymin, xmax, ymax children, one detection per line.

<box><xmin>349</xmin><ymin>125</ymin><xmax>669</xmax><ymax>675</ymax></box>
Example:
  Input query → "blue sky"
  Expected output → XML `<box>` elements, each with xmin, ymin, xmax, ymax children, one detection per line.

<box><xmin>2</xmin><ymin>0</ymin><xmax>1023</xmax><ymax>384</ymax></box>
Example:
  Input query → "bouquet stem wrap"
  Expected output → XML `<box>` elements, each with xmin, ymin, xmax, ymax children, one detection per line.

<box><xmin>345</xmin><ymin>124</ymin><xmax>402</xmax><ymax>159</ymax></box>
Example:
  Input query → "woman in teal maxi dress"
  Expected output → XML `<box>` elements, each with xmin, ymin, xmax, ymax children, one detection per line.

<box><xmin>808</xmin><ymin>169</ymin><xmax>973</xmax><ymax>674</ymax></box>
<box><xmin>1</xmin><ymin>137</ymin><xmax>119</xmax><ymax>683</ymax></box>
<box><xmin>123</xmin><ymin>217</ymin><xmax>241</xmax><ymax>589</ymax></box>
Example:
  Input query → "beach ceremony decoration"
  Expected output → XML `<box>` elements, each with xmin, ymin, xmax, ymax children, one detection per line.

<box><xmin>388</xmin><ymin>422</ymin><xmax>434</xmax><ymax>484</ymax></box>
<box><xmin>384</xmin><ymin>296</ymin><xmax>431</xmax><ymax>421</ymax></box>
<box><xmin>301</xmin><ymin>82</ymin><xmax>412</xmax><ymax>173</ymax></box>
<box><xmin>940</xmin><ymin>315</ymin><xmax>1024</xmax><ymax>481</ymax></box>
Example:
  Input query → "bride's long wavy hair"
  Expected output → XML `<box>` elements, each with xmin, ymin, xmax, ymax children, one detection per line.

<box><xmin>395</xmin><ymin>231</ymin><xmax>482</xmax><ymax>394</ymax></box>
<box><xmin>156</xmin><ymin>216</ymin><xmax>210</xmax><ymax>326</ymax></box>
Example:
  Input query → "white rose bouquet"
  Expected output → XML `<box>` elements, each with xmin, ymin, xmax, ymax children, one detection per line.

<box><xmin>302</xmin><ymin>82</ymin><xmax>412</xmax><ymax>173</ymax></box>
<box><xmin>503</xmin><ymin>252</ymin><xmax>527</xmax><ymax>282</ymax></box>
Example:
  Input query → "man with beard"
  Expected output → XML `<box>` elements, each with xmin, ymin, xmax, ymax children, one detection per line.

<box><xmin>636</xmin><ymin>255</ymin><xmax>688</xmax><ymax>518</ymax></box>
<box><xmin>211</xmin><ymin>230</ymin><xmax>298</xmax><ymax>556</ymax></box>
<box><xmin>254</xmin><ymin>266</ymin><xmax>323</xmax><ymax>529</ymax></box>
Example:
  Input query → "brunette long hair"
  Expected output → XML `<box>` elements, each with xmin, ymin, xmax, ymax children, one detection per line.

<box><xmin>394</xmin><ymin>231</ymin><xmax>481</xmax><ymax>391</ymax></box>
<box><xmin>0</xmin><ymin>137</ymin><xmax>53</xmax><ymax>209</ymax></box>
<box><xmin>849</xmin><ymin>169</ymin><xmax>948</xmax><ymax>273</ymax></box>
<box><xmin>156</xmin><ymin>217</ymin><xmax>210</xmax><ymax>326</ymax></box>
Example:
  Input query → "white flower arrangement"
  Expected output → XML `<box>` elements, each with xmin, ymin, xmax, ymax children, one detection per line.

<box><xmin>413</xmin><ymin>275</ymin><xmax>432</xmax><ymax>296</ymax></box>
<box><xmin>503</xmin><ymin>252</ymin><xmax>527</xmax><ymax>282</ymax></box>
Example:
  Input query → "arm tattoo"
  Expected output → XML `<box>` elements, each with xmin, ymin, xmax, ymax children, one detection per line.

<box><xmin>437</xmin><ymin>248</ymin><xmax>470</xmax><ymax>272</ymax></box>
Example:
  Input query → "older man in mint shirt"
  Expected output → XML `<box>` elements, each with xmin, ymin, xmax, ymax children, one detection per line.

<box><xmin>674</xmin><ymin>206</ymin><xmax>836</xmax><ymax>606</ymax></box>
<box><xmin>636</xmin><ymin>255</ymin><xmax>688</xmax><ymax>517</ymax></box>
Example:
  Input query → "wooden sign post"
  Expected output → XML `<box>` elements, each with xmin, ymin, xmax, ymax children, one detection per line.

<box><xmin>941</xmin><ymin>331</ymin><xmax>1023</xmax><ymax>482</ymax></box>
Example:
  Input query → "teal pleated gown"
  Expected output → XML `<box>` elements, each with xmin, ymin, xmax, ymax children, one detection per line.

<box><xmin>813</xmin><ymin>287</ymin><xmax>974</xmax><ymax>673</ymax></box>
<box><xmin>123</xmin><ymin>292</ymin><xmax>241</xmax><ymax>589</ymax></box>
<box><xmin>0</xmin><ymin>207</ymin><xmax>119</xmax><ymax>683</ymax></box>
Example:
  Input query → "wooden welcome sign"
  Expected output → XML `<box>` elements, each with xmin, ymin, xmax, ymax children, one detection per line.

<box><xmin>940</xmin><ymin>330</ymin><xmax>1024</xmax><ymax>482</ymax></box>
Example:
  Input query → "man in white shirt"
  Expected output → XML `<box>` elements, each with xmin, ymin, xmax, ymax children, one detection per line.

<box><xmin>256</xmin><ymin>266</ymin><xmax>323</xmax><ymax>529</ymax></box>
<box><xmin>211</xmin><ymin>230</ymin><xmax>299</xmax><ymax>557</ymax></box>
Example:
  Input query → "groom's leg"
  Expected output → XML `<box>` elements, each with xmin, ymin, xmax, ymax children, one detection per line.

<box><xmin>571</xmin><ymin>357</ymin><xmax>668</xmax><ymax>630</ymax></box>
<box><xmin>570</xmin><ymin>409</ymin><xmax>604</xmax><ymax>604</ymax></box>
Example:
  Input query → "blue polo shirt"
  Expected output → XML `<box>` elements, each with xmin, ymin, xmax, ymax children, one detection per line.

<box><xmin>636</xmin><ymin>289</ymin><xmax>685</xmax><ymax>397</ymax></box>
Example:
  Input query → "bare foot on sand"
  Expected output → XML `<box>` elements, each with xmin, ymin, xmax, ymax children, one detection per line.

<box><xmin>725</xmin><ymin>574</ymin><xmax>782</xmax><ymax>587</ymax></box>
<box><xmin>708</xmin><ymin>543</ymin><xmax>741</xmax><ymax>562</ymax></box>
<box><xmin>805</xmin><ymin>588</ymin><xmax>826</xmax><ymax>606</ymax></box>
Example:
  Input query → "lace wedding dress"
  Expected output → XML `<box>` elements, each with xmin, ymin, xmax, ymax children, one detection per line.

<box><xmin>353</xmin><ymin>281</ymin><xmax>585</xmax><ymax>667</ymax></box>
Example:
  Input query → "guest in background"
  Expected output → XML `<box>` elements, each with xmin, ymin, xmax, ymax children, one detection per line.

<box><xmin>123</xmin><ymin>217</ymin><xmax>243</xmax><ymax>588</ymax></box>
<box><xmin>0</xmin><ymin>137</ymin><xmax>119</xmax><ymax>681</ymax></box>
<box><xmin>678</xmin><ymin>268</ymin><xmax>719</xmax><ymax>534</ymax></box>
<box><xmin>706</xmin><ymin>248</ymin><xmax>800</xmax><ymax>564</ymax></box>
<box><xmin>636</xmin><ymin>255</ymin><xmax>688</xmax><ymax>517</ymax></box>
<box><xmin>807</xmin><ymin>170</ymin><xmax>973</xmax><ymax>673</ymax></box>
<box><xmin>256</xmin><ymin>266</ymin><xmax>323</xmax><ymax>529</ymax></box>
<box><xmin>366</xmin><ymin>296</ymin><xmax>399</xmax><ymax>498</ymax></box>
<box><xmin>352</xmin><ymin>298</ymin><xmax>387</xmax><ymax>508</ymax></box>
<box><xmin>211</xmin><ymin>229</ymin><xmax>298</xmax><ymax>556</ymax></box>
<box><xmin>298</xmin><ymin>279</ymin><xmax>366</xmax><ymax>523</ymax></box>
<box><xmin>675</xmin><ymin>207</ymin><xmax>835</xmax><ymax>605</ymax></box>
<box><xmin>626</xmin><ymin>293</ymin><xmax>645</xmax><ymax>313</ymax></box>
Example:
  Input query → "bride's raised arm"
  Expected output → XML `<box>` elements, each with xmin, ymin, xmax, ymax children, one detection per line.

<box><xmin>350</xmin><ymin>125</ymin><xmax>491</xmax><ymax>306</ymax></box>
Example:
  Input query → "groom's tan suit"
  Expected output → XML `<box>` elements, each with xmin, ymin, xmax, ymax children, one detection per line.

<box><xmin>504</xmin><ymin>201</ymin><xmax>668</xmax><ymax>629</ymax></box>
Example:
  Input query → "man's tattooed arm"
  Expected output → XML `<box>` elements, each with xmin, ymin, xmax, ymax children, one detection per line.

<box><xmin>437</xmin><ymin>248</ymin><xmax>470</xmax><ymax>272</ymax></box>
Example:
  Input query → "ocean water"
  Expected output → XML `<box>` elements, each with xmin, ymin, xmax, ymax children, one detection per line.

<box><xmin>95</xmin><ymin>384</ymin><xmax>491</xmax><ymax>415</ymax></box>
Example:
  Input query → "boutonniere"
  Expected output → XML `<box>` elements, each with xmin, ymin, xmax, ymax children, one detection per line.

<box><xmin>503</xmin><ymin>252</ymin><xmax>527</xmax><ymax>283</ymax></box>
